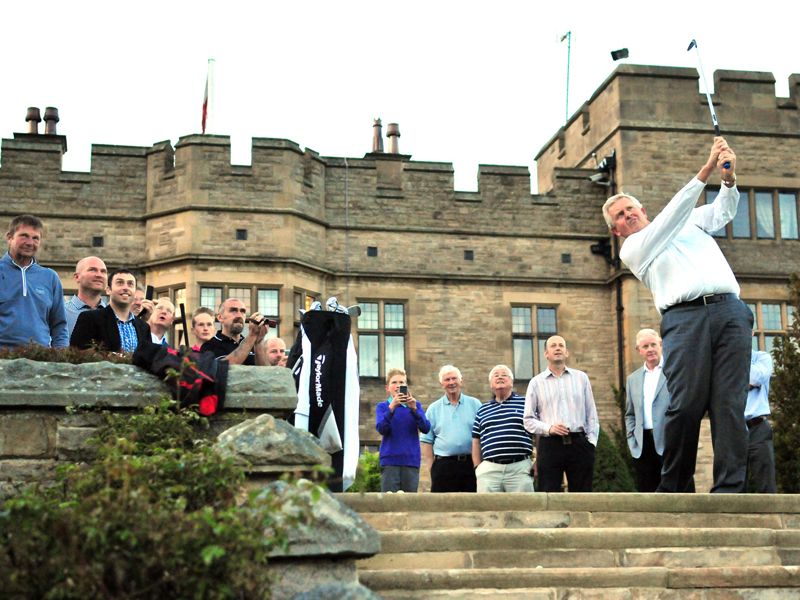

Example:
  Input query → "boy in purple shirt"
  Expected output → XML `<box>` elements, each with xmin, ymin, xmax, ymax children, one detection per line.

<box><xmin>375</xmin><ymin>368</ymin><xmax>431</xmax><ymax>492</ymax></box>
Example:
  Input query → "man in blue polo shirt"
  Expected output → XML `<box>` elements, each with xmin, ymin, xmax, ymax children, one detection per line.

<box><xmin>421</xmin><ymin>364</ymin><xmax>482</xmax><ymax>492</ymax></box>
<box><xmin>472</xmin><ymin>364</ymin><xmax>534</xmax><ymax>492</ymax></box>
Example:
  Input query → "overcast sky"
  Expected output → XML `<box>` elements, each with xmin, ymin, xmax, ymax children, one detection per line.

<box><xmin>1</xmin><ymin>0</ymin><xmax>796</xmax><ymax>192</ymax></box>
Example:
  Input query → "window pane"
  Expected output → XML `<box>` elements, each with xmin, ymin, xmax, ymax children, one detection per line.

<box><xmin>755</xmin><ymin>192</ymin><xmax>775</xmax><ymax>239</ymax></box>
<box><xmin>706</xmin><ymin>190</ymin><xmax>725</xmax><ymax>237</ymax></box>
<box><xmin>779</xmin><ymin>193</ymin><xmax>798</xmax><ymax>240</ymax></box>
<box><xmin>384</xmin><ymin>335</ymin><xmax>405</xmax><ymax>374</ymax></box>
<box><xmin>513</xmin><ymin>338</ymin><xmax>533</xmax><ymax>380</ymax></box>
<box><xmin>200</xmin><ymin>287</ymin><xmax>222</xmax><ymax>311</ymax></box>
<box><xmin>258</xmin><ymin>289</ymin><xmax>279</xmax><ymax>316</ymax></box>
<box><xmin>762</xmin><ymin>303</ymin><xmax>782</xmax><ymax>330</ymax></box>
<box><xmin>512</xmin><ymin>307</ymin><xmax>532</xmax><ymax>334</ymax></box>
<box><xmin>537</xmin><ymin>307</ymin><xmax>557</xmax><ymax>334</ymax></box>
<box><xmin>789</xmin><ymin>305</ymin><xmax>796</xmax><ymax>326</ymax></box>
<box><xmin>359</xmin><ymin>302</ymin><xmax>379</xmax><ymax>329</ymax></box>
<box><xmin>174</xmin><ymin>288</ymin><xmax>186</xmax><ymax>311</ymax></box>
<box><xmin>751</xmin><ymin>335</ymin><xmax>759</xmax><ymax>353</ymax></box>
<box><xmin>765</xmin><ymin>334</ymin><xmax>778</xmax><ymax>355</ymax></box>
<box><xmin>385</xmin><ymin>303</ymin><xmax>405</xmax><ymax>329</ymax></box>
<box><xmin>746</xmin><ymin>303</ymin><xmax>757</xmax><ymax>324</ymax></box>
<box><xmin>732</xmin><ymin>191</ymin><xmax>750</xmax><ymax>238</ymax></box>
<box><xmin>228</xmin><ymin>287</ymin><xmax>251</xmax><ymax>310</ymax></box>
<box><xmin>358</xmin><ymin>334</ymin><xmax>379</xmax><ymax>377</ymax></box>
<box><xmin>537</xmin><ymin>338</ymin><xmax>547</xmax><ymax>373</ymax></box>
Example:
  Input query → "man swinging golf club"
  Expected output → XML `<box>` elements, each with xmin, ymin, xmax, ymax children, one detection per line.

<box><xmin>602</xmin><ymin>137</ymin><xmax>751</xmax><ymax>493</ymax></box>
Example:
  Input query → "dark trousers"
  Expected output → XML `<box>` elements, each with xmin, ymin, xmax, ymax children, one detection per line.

<box><xmin>537</xmin><ymin>434</ymin><xmax>595</xmax><ymax>492</ymax></box>
<box><xmin>658</xmin><ymin>297</ymin><xmax>752</xmax><ymax>493</ymax></box>
<box><xmin>430</xmin><ymin>455</ymin><xmax>477</xmax><ymax>492</ymax></box>
<box><xmin>746</xmin><ymin>418</ymin><xmax>777</xmax><ymax>493</ymax></box>
<box><xmin>633</xmin><ymin>429</ymin><xmax>663</xmax><ymax>492</ymax></box>
<box><xmin>381</xmin><ymin>465</ymin><xmax>420</xmax><ymax>493</ymax></box>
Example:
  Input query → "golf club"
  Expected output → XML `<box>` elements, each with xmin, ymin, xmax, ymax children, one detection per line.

<box><xmin>687</xmin><ymin>39</ymin><xmax>731</xmax><ymax>169</ymax></box>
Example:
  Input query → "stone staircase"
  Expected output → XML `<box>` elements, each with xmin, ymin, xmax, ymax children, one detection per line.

<box><xmin>337</xmin><ymin>492</ymin><xmax>800</xmax><ymax>599</ymax></box>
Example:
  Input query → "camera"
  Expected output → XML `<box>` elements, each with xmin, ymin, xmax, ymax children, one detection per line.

<box><xmin>247</xmin><ymin>316</ymin><xmax>278</xmax><ymax>328</ymax></box>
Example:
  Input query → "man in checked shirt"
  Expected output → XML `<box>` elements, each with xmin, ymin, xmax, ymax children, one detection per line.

<box><xmin>523</xmin><ymin>336</ymin><xmax>599</xmax><ymax>492</ymax></box>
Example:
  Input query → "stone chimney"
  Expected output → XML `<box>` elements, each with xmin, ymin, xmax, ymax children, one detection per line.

<box><xmin>43</xmin><ymin>107</ymin><xmax>59</xmax><ymax>135</ymax></box>
<box><xmin>386</xmin><ymin>123</ymin><xmax>400</xmax><ymax>154</ymax></box>
<box><xmin>372</xmin><ymin>118</ymin><xmax>384</xmax><ymax>153</ymax></box>
<box><xmin>25</xmin><ymin>107</ymin><xmax>42</xmax><ymax>134</ymax></box>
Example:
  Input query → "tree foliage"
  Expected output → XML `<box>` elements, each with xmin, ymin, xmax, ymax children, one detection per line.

<box><xmin>770</xmin><ymin>274</ymin><xmax>800</xmax><ymax>493</ymax></box>
<box><xmin>593</xmin><ymin>427</ymin><xmax>636</xmax><ymax>492</ymax></box>
<box><xmin>0</xmin><ymin>401</ymin><xmax>320</xmax><ymax>599</ymax></box>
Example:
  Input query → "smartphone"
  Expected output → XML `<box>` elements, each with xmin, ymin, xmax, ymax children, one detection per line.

<box><xmin>145</xmin><ymin>285</ymin><xmax>155</xmax><ymax>301</ymax></box>
<box><xmin>399</xmin><ymin>385</ymin><xmax>409</xmax><ymax>400</ymax></box>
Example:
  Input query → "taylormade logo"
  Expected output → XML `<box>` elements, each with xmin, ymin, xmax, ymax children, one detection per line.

<box><xmin>314</xmin><ymin>354</ymin><xmax>326</xmax><ymax>407</ymax></box>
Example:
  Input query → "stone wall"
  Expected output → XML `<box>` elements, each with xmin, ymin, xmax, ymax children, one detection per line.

<box><xmin>0</xmin><ymin>359</ymin><xmax>297</xmax><ymax>499</ymax></box>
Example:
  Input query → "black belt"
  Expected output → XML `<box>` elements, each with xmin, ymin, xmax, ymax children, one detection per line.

<box><xmin>490</xmin><ymin>455</ymin><xmax>529</xmax><ymax>465</ymax></box>
<box><xmin>746</xmin><ymin>416</ymin><xmax>767</xmax><ymax>429</ymax></box>
<box><xmin>664</xmin><ymin>293</ymin><xmax>736</xmax><ymax>313</ymax></box>
<box><xmin>543</xmin><ymin>431</ymin><xmax>586</xmax><ymax>439</ymax></box>
<box><xmin>435</xmin><ymin>454</ymin><xmax>471</xmax><ymax>462</ymax></box>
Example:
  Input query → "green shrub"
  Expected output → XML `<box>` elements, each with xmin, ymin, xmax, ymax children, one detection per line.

<box><xmin>347</xmin><ymin>449</ymin><xmax>381</xmax><ymax>493</ymax></box>
<box><xmin>593</xmin><ymin>427</ymin><xmax>636</xmax><ymax>492</ymax></box>
<box><xmin>0</xmin><ymin>401</ymin><xmax>320</xmax><ymax>599</ymax></box>
<box><xmin>772</xmin><ymin>274</ymin><xmax>800</xmax><ymax>493</ymax></box>
<box><xmin>608</xmin><ymin>385</ymin><xmax>636</xmax><ymax>485</ymax></box>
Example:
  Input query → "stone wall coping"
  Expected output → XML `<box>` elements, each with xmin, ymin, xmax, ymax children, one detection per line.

<box><xmin>0</xmin><ymin>359</ymin><xmax>297</xmax><ymax>412</ymax></box>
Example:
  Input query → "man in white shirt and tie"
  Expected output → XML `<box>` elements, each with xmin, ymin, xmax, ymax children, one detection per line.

<box><xmin>625</xmin><ymin>328</ymin><xmax>671</xmax><ymax>492</ymax></box>
<box><xmin>603</xmin><ymin>137</ymin><xmax>751</xmax><ymax>493</ymax></box>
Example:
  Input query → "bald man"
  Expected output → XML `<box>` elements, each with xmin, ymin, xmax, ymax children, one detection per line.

<box><xmin>65</xmin><ymin>256</ymin><xmax>108</xmax><ymax>339</ymax></box>
<box><xmin>524</xmin><ymin>336</ymin><xmax>599</xmax><ymax>492</ymax></box>
<box><xmin>266</xmin><ymin>337</ymin><xmax>287</xmax><ymax>366</ymax></box>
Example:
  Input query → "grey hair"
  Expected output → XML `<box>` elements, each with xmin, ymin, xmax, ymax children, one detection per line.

<box><xmin>635</xmin><ymin>328</ymin><xmax>662</xmax><ymax>347</ymax></box>
<box><xmin>602</xmin><ymin>193</ymin><xmax>642</xmax><ymax>228</ymax></box>
<box><xmin>438</xmin><ymin>364</ymin><xmax>462</xmax><ymax>384</ymax></box>
<box><xmin>488</xmin><ymin>364</ymin><xmax>514</xmax><ymax>382</ymax></box>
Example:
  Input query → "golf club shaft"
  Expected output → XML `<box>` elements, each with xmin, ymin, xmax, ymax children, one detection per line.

<box><xmin>689</xmin><ymin>40</ymin><xmax>731</xmax><ymax>169</ymax></box>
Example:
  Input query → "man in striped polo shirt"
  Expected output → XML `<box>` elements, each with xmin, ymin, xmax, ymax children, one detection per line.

<box><xmin>471</xmin><ymin>364</ymin><xmax>534</xmax><ymax>492</ymax></box>
<box><xmin>523</xmin><ymin>336</ymin><xmax>599</xmax><ymax>492</ymax></box>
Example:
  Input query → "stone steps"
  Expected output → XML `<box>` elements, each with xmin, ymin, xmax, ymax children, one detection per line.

<box><xmin>337</xmin><ymin>492</ymin><xmax>800</xmax><ymax>597</ymax></box>
<box><xmin>361</xmin><ymin>566</ymin><xmax>800</xmax><ymax>596</ymax></box>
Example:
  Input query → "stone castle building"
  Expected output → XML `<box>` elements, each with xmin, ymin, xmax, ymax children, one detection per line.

<box><xmin>2</xmin><ymin>64</ymin><xmax>799</xmax><ymax>473</ymax></box>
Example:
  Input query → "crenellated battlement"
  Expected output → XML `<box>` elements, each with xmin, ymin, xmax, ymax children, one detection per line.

<box><xmin>535</xmin><ymin>64</ymin><xmax>800</xmax><ymax>193</ymax></box>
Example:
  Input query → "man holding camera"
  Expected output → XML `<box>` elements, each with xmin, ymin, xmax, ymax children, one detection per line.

<box><xmin>201</xmin><ymin>298</ymin><xmax>269</xmax><ymax>365</ymax></box>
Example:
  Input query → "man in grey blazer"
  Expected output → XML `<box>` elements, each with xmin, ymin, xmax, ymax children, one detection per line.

<box><xmin>625</xmin><ymin>328</ymin><xmax>670</xmax><ymax>492</ymax></box>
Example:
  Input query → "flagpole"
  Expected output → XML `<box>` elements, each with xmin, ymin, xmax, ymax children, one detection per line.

<box><xmin>202</xmin><ymin>58</ymin><xmax>215</xmax><ymax>134</ymax></box>
<box><xmin>560</xmin><ymin>32</ymin><xmax>571</xmax><ymax>123</ymax></box>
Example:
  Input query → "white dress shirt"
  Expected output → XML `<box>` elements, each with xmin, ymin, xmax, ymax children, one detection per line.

<box><xmin>619</xmin><ymin>177</ymin><xmax>740</xmax><ymax>314</ymax></box>
<box><xmin>642</xmin><ymin>359</ymin><xmax>663</xmax><ymax>429</ymax></box>
<box><xmin>523</xmin><ymin>366</ymin><xmax>600</xmax><ymax>446</ymax></box>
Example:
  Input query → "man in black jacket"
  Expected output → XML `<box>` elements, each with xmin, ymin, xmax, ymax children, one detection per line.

<box><xmin>70</xmin><ymin>268</ymin><xmax>150</xmax><ymax>353</ymax></box>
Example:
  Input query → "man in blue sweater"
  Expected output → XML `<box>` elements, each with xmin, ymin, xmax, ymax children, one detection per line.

<box><xmin>0</xmin><ymin>215</ymin><xmax>67</xmax><ymax>350</ymax></box>
<box><xmin>375</xmin><ymin>367</ymin><xmax>431</xmax><ymax>492</ymax></box>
